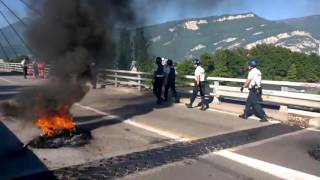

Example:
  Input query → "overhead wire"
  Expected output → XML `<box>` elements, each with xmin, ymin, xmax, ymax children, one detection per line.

<box><xmin>0</xmin><ymin>10</ymin><xmax>33</xmax><ymax>54</ymax></box>
<box><xmin>18</xmin><ymin>0</ymin><xmax>41</xmax><ymax>16</ymax></box>
<box><xmin>0</xmin><ymin>40</ymin><xmax>9</xmax><ymax>59</ymax></box>
<box><xmin>0</xmin><ymin>27</ymin><xmax>18</xmax><ymax>58</ymax></box>
<box><xmin>0</xmin><ymin>0</ymin><xmax>27</xmax><ymax>27</ymax></box>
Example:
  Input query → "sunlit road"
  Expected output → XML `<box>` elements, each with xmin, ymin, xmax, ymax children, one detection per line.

<box><xmin>0</xmin><ymin>74</ymin><xmax>319</xmax><ymax>180</ymax></box>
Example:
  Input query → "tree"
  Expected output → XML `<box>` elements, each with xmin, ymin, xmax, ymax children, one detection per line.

<box><xmin>134</xmin><ymin>28</ymin><xmax>152</xmax><ymax>72</ymax></box>
<box><xmin>287</xmin><ymin>64</ymin><xmax>297</xmax><ymax>81</ymax></box>
<box><xmin>176</xmin><ymin>60</ymin><xmax>194</xmax><ymax>75</ymax></box>
<box><xmin>117</xmin><ymin>28</ymin><xmax>131</xmax><ymax>70</ymax></box>
<box><xmin>211</xmin><ymin>50</ymin><xmax>231</xmax><ymax>77</ymax></box>
<box><xmin>200</xmin><ymin>53</ymin><xmax>215</xmax><ymax>73</ymax></box>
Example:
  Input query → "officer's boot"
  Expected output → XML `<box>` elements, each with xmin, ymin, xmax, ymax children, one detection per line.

<box><xmin>200</xmin><ymin>97</ymin><xmax>207</xmax><ymax>111</ymax></box>
<box><xmin>238</xmin><ymin>113</ymin><xmax>248</xmax><ymax>119</ymax></box>
<box><xmin>174</xmin><ymin>97</ymin><xmax>180</xmax><ymax>103</ymax></box>
<box><xmin>259</xmin><ymin>115</ymin><xmax>268</xmax><ymax>122</ymax></box>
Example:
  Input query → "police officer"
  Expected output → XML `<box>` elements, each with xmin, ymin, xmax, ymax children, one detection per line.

<box><xmin>239</xmin><ymin>60</ymin><xmax>268</xmax><ymax>122</ymax></box>
<box><xmin>89</xmin><ymin>61</ymin><xmax>97</xmax><ymax>89</ymax></box>
<box><xmin>153</xmin><ymin>57</ymin><xmax>165</xmax><ymax>104</ymax></box>
<box><xmin>21</xmin><ymin>56</ymin><xmax>29</xmax><ymax>79</ymax></box>
<box><xmin>186</xmin><ymin>59</ymin><xmax>208</xmax><ymax>111</ymax></box>
<box><xmin>164</xmin><ymin>59</ymin><xmax>179</xmax><ymax>103</ymax></box>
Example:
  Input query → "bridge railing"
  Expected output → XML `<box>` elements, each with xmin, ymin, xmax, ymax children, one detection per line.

<box><xmin>205</xmin><ymin>77</ymin><xmax>320</xmax><ymax>110</ymax></box>
<box><xmin>0</xmin><ymin>62</ymin><xmax>22</xmax><ymax>72</ymax></box>
<box><xmin>0</xmin><ymin>62</ymin><xmax>50</xmax><ymax>77</ymax></box>
<box><xmin>1</xmin><ymin>62</ymin><xmax>319</xmax><ymax>111</ymax></box>
<box><xmin>97</xmin><ymin>69</ymin><xmax>152</xmax><ymax>91</ymax></box>
<box><xmin>97</xmin><ymin>69</ymin><xmax>320</xmax><ymax>111</ymax></box>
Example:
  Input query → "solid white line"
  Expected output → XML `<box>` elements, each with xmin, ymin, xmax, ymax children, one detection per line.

<box><xmin>307</xmin><ymin>128</ymin><xmax>320</xmax><ymax>132</ymax></box>
<box><xmin>228</xmin><ymin>129</ymin><xmax>306</xmax><ymax>151</ymax></box>
<box><xmin>77</xmin><ymin>103</ymin><xmax>318</xmax><ymax>179</ymax></box>
<box><xmin>75</xmin><ymin>103</ymin><xmax>190</xmax><ymax>142</ymax></box>
<box><xmin>0</xmin><ymin>77</ymin><xmax>15</xmax><ymax>84</ymax></box>
<box><xmin>215</xmin><ymin>150</ymin><xmax>320</xmax><ymax>180</ymax></box>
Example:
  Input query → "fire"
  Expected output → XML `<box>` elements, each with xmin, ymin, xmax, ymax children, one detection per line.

<box><xmin>36</xmin><ymin>105</ymin><xmax>76</xmax><ymax>137</ymax></box>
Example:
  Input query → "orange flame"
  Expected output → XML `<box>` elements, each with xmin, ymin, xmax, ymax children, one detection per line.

<box><xmin>36</xmin><ymin>105</ymin><xmax>76</xmax><ymax>137</ymax></box>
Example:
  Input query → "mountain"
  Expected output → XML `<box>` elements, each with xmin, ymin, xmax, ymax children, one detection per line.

<box><xmin>280</xmin><ymin>15</ymin><xmax>320</xmax><ymax>39</ymax></box>
<box><xmin>0</xmin><ymin>13</ymin><xmax>319</xmax><ymax>60</ymax></box>
<box><xmin>143</xmin><ymin>13</ymin><xmax>320</xmax><ymax>60</ymax></box>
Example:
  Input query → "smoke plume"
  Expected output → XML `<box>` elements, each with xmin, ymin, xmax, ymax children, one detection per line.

<box><xmin>1</xmin><ymin>0</ymin><xmax>135</xmax><ymax>121</ymax></box>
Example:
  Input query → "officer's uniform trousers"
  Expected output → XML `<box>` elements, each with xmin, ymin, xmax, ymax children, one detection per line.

<box><xmin>244</xmin><ymin>87</ymin><xmax>266</xmax><ymax>118</ymax></box>
<box><xmin>164</xmin><ymin>80</ymin><xmax>177</xmax><ymax>100</ymax></box>
<box><xmin>153</xmin><ymin>76</ymin><xmax>164</xmax><ymax>102</ymax></box>
<box><xmin>190</xmin><ymin>81</ymin><xmax>205</xmax><ymax>105</ymax></box>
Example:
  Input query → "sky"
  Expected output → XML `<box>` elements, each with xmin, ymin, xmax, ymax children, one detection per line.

<box><xmin>0</xmin><ymin>0</ymin><xmax>320</xmax><ymax>27</ymax></box>
<box><xmin>134</xmin><ymin>0</ymin><xmax>320</xmax><ymax>25</ymax></box>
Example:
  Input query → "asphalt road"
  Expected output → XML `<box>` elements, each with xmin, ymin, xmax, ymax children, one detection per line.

<box><xmin>0</xmin><ymin>74</ymin><xmax>319</xmax><ymax>180</ymax></box>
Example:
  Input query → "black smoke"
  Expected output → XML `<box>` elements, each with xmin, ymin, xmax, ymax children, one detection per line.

<box><xmin>1</xmin><ymin>0</ymin><xmax>135</xmax><ymax>121</ymax></box>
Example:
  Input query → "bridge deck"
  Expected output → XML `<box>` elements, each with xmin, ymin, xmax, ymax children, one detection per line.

<box><xmin>0</xmin><ymin>75</ymin><xmax>319</xmax><ymax>180</ymax></box>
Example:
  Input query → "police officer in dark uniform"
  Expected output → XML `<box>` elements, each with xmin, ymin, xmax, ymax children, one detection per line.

<box><xmin>164</xmin><ymin>59</ymin><xmax>179</xmax><ymax>103</ymax></box>
<box><xmin>239</xmin><ymin>60</ymin><xmax>268</xmax><ymax>122</ymax></box>
<box><xmin>153</xmin><ymin>57</ymin><xmax>165</xmax><ymax>104</ymax></box>
<box><xmin>89</xmin><ymin>61</ymin><xmax>97</xmax><ymax>89</ymax></box>
<box><xmin>185</xmin><ymin>59</ymin><xmax>208</xmax><ymax>111</ymax></box>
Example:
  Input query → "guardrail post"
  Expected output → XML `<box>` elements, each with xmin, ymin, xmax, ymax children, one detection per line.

<box><xmin>100</xmin><ymin>72</ymin><xmax>106</xmax><ymax>88</ymax></box>
<box><xmin>137</xmin><ymin>74</ymin><xmax>141</xmax><ymax>91</ymax></box>
<box><xmin>279</xmin><ymin>86</ymin><xmax>288</xmax><ymax>112</ymax></box>
<box><xmin>213</xmin><ymin>81</ymin><xmax>221</xmax><ymax>104</ymax></box>
<box><xmin>115</xmin><ymin>72</ymin><xmax>118</xmax><ymax>87</ymax></box>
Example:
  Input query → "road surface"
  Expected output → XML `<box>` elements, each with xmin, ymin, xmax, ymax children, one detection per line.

<box><xmin>0</xmin><ymin>74</ymin><xmax>319</xmax><ymax>180</ymax></box>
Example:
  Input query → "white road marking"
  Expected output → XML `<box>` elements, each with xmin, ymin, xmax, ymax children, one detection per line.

<box><xmin>307</xmin><ymin>128</ymin><xmax>320</xmax><ymax>132</ymax></box>
<box><xmin>76</xmin><ymin>103</ymin><xmax>320</xmax><ymax>179</ymax></box>
<box><xmin>228</xmin><ymin>129</ymin><xmax>306</xmax><ymax>151</ymax></box>
<box><xmin>2</xmin><ymin>77</ymin><xmax>317</xmax><ymax>178</ymax></box>
<box><xmin>75</xmin><ymin>103</ymin><xmax>191</xmax><ymax>142</ymax></box>
<box><xmin>0</xmin><ymin>77</ymin><xmax>15</xmax><ymax>84</ymax></box>
<box><xmin>214</xmin><ymin>150</ymin><xmax>320</xmax><ymax>180</ymax></box>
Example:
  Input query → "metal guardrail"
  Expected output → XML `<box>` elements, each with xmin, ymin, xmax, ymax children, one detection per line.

<box><xmin>1</xmin><ymin>62</ymin><xmax>319</xmax><ymax>110</ymax></box>
<box><xmin>97</xmin><ymin>69</ymin><xmax>152</xmax><ymax>91</ymax></box>
<box><xmin>97</xmin><ymin>69</ymin><xmax>320</xmax><ymax>110</ymax></box>
<box><xmin>0</xmin><ymin>62</ymin><xmax>50</xmax><ymax>78</ymax></box>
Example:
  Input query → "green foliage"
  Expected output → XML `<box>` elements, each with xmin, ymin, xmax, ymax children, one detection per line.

<box><xmin>175</xmin><ymin>44</ymin><xmax>320</xmax><ymax>82</ymax></box>
<box><xmin>176</xmin><ymin>60</ymin><xmax>194</xmax><ymax>75</ymax></box>
<box><xmin>134</xmin><ymin>28</ymin><xmax>152</xmax><ymax>72</ymax></box>
<box><xmin>287</xmin><ymin>64</ymin><xmax>297</xmax><ymax>81</ymax></box>
<box><xmin>211</xmin><ymin>50</ymin><xmax>232</xmax><ymax>77</ymax></box>
<box><xmin>200</xmin><ymin>53</ymin><xmax>214</xmax><ymax>73</ymax></box>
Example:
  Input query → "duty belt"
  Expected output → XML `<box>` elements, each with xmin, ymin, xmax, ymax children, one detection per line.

<box><xmin>249</xmin><ymin>84</ymin><xmax>261</xmax><ymax>90</ymax></box>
